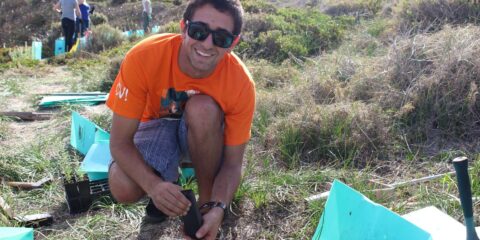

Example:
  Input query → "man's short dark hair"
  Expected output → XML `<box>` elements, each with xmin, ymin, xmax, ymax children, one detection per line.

<box><xmin>183</xmin><ymin>0</ymin><xmax>244</xmax><ymax>36</ymax></box>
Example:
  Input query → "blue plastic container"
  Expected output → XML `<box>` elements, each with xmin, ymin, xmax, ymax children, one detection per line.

<box><xmin>55</xmin><ymin>37</ymin><xmax>65</xmax><ymax>56</ymax></box>
<box><xmin>122</xmin><ymin>30</ymin><xmax>131</xmax><ymax>37</ymax></box>
<box><xmin>135</xmin><ymin>29</ymin><xmax>144</xmax><ymax>37</ymax></box>
<box><xmin>31</xmin><ymin>41</ymin><xmax>42</xmax><ymax>60</ymax></box>
<box><xmin>151</xmin><ymin>25</ymin><xmax>160</xmax><ymax>33</ymax></box>
<box><xmin>79</xmin><ymin>37</ymin><xmax>87</xmax><ymax>50</ymax></box>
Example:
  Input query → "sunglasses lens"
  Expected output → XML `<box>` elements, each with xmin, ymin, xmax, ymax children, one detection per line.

<box><xmin>188</xmin><ymin>23</ymin><xmax>209</xmax><ymax>41</ymax></box>
<box><xmin>213</xmin><ymin>31</ymin><xmax>234</xmax><ymax>48</ymax></box>
<box><xmin>187</xmin><ymin>21</ymin><xmax>235</xmax><ymax>48</ymax></box>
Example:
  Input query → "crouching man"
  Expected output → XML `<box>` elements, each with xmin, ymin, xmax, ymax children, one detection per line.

<box><xmin>106</xmin><ymin>0</ymin><xmax>255</xmax><ymax>239</ymax></box>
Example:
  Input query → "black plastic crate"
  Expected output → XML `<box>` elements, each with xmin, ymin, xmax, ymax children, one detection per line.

<box><xmin>64</xmin><ymin>175</ymin><xmax>112</xmax><ymax>214</ymax></box>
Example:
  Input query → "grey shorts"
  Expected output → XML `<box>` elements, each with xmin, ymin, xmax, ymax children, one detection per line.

<box><xmin>133</xmin><ymin>117</ymin><xmax>189</xmax><ymax>182</ymax></box>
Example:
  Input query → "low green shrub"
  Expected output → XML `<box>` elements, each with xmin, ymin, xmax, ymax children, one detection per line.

<box><xmin>237</xmin><ymin>7</ymin><xmax>354</xmax><ymax>63</ymax></box>
<box><xmin>323</xmin><ymin>0</ymin><xmax>383</xmax><ymax>19</ymax></box>
<box><xmin>87</xmin><ymin>24</ymin><xmax>124</xmax><ymax>53</ymax></box>
<box><xmin>42</xmin><ymin>23</ymin><xmax>63</xmax><ymax>58</ymax></box>
<box><xmin>91</xmin><ymin>12</ymin><xmax>109</xmax><ymax>26</ymax></box>
<box><xmin>103</xmin><ymin>56</ymin><xmax>123</xmax><ymax>93</ymax></box>
<box><xmin>0</xmin><ymin>48</ymin><xmax>12</xmax><ymax>64</ymax></box>
<box><xmin>161</xmin><ymin>21</ymin><xmax>180</xmax><ymax>33</ymax></box>
<box><xmin>246</xmin><ymin>59</ymin><xmax>300</xmax><ymax>89</ymax></box>
<box><xmin>242</xmin><ymin>0</ymin><xmax>276</xmax><ymax>14</ymax></box>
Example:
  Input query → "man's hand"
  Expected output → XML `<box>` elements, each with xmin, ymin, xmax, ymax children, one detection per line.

<box><xmin>187</xmin><ymin>208</ymin><xmax>224</xmax><ymax>240</ymax></box>
<box><xmin>148</xmin><ymin>182</ymin><xmax>191</xmax><ymax>217</ymax></box>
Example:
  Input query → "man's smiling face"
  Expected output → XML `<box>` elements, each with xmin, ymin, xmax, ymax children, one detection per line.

<box><xmin>178</xmin><ymin>4</ymin><xmax>235</xmax><ymax>78</ymax></box>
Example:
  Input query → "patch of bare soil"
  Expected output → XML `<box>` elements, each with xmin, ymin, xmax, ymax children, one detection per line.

<box><xmin>1</xmin><ymin>66</ymin><xmax>78</xmax><ymax>112</ymax></box>
<box><xmin>0</xmin><ymin>65</ymin><xmax>79</xmax><ymax>149</ymax></box>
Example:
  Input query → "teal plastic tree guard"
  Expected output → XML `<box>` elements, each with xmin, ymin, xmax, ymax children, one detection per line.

<box><xmin>179</xmin><ymin>167</ymin><xmax>196</xmax><ymax>185</ymax></box>
<box><xmin>31</xmin><ymin>41</ymin><xmax>42</xmax><ymax>60</ymax></box>
<box><xmin>152</xmin><ymin>26</ymin><xmax>160</xmax><ymax>33</ymax></box>
<box><xmin>0</xmin><ymin>227</ymin><xmax>33</xmax><ymax>240</ymax></box>
<box><xmin>122</xmin><ymin>30</ymin><xmax>132</xmax><ymax>38</ymax></box>
<box><xmin>95</xmin><ymin>129</ymin><xmax>110</xmax><ymax>143</ymax></box>
<box><xmin>39</xmin><ymin>94</ymin><xmax>108</xmax><ymax>108</ymax></box>
<box><xmin>312</xmin><ymin>180</ymin><xmax>432</xmax><ymax>240</ymax></box>
<box><xmin>79</xmin><ymin>37</ymin><xmax>87</xmax><ymax>50</ymax></box>
<box><xmin>70</xmin><ymin>111</ymin><xmax>110</xmax><ymax>156</ymax></box>
<box><xmin>54</xmin><ymin>37</ymin><xmax>65</xmax><ymax>56</ymax></box>
<box><xmin>71</xmin><ymin>111</ymin><xmax>97</xmax><ymax>155</ymax></box>
<box><xmin>80</xmin><ymin>141</ymin><xmax>111</xmax><ymax>181</ymax></box>
<box><xmin>135</xmin><ymin>29</ymin><xmax>145</xmax><ymax>37</ymax></box>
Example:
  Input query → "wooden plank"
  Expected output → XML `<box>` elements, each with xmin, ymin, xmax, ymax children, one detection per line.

<box><xmin>7</xmin><ymin>177</ymin><xmax>51</xmax><ymax>190</ymax></box>
<box><xmin>0</xmin><ymin>112</ymin><xmax>52</xmax><ymax>121</ymax></box>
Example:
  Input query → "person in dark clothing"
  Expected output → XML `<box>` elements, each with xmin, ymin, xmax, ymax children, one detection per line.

<box><xmin>77</xmin><ymin>0</ymin><xmax>90</xmax><ymax>37</ymax></box>
<box><xmin>54</xmin><ymin>0</ymin><xmax>82</xmax><ymax>52</ymax></box>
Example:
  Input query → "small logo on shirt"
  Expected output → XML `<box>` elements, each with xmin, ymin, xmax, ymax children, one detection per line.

<box><xmin>115</xmin><ymin>82</ymin><xmax>129</xmax><ymax>102</ymax></box>
<box><xmin>160</xmin><ymin>88</ymin><xmax>199</xmax><ymax>115</ymax></box>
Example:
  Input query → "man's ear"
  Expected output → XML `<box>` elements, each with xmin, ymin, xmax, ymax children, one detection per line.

<box><xmin>180</xmin><ymin>19</ymin><xmax>186</xmax><ymax>32</ymax></box>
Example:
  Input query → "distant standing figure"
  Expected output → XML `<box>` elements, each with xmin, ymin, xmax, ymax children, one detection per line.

<box><xmin>142</xmin><ymin>0</ymin><xmax>152</xmax><ymax>33</ymax></box>
<box><xmin>78</xmin><ymin>0</ymin><xmax>90</xmax><ymax>37</ymax></box>
<box><xmin>54</xmin><ymin>0</ymin><xmax>82</xmax><ymax>52</ymax></box>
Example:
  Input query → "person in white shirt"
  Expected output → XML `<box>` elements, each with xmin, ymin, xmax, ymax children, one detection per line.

<box><xmin>142</xmin><ymin>0</ymin><xmax>152</xmax><ymax>33</ymax></box>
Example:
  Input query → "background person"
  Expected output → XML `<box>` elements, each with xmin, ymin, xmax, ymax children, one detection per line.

<box><xmin>142</xmin><ymin>0</ymin><xmax>152</xmax><ymax>33</ymax></box>
<box><xmin>53</xmin><ymin>0</ymin><xmax>82</xmax><ymax>52</ymax></box>
<box><xmin>78</xmin><ymin>0</ymin><xmax>90</xmax><ymax>37</ymax></box>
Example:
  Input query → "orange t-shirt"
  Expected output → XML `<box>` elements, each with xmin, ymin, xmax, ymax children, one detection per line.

<box><xmin>106</xmin><ymin>33</ymin><xmax>255</xmax><ymax>146</ymax></box>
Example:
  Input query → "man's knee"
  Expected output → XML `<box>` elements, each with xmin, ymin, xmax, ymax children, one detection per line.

<box><xmin>108</xmin><ymin>162</ymin><xmax>144</xmax><ymax>203</ymax></box>
<box><xmin>184</xmin><ymin>95</ymin><xmax>223</xmax><ymax>129</ymax></box>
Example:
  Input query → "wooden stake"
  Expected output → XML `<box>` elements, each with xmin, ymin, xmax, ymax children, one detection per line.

<box><xmin>306</xmin><ymin>170</ymin><xmax>459</xmax><ymax>202</ymax></box>
<box><xmin>0</xmin><ymin>112</ymin><xmax>53</xmax><ymax>121</ymax></box>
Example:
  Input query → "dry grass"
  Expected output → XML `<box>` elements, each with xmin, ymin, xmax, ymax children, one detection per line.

<box><xmin>394</xmin><ymin>0</ymin><xmax>480</xmax><ymax>35</ymax></box>
<box><xmin>379</xmin><ymin>25</ymin><xmax>480</xmax><ymax>146</ymax></box>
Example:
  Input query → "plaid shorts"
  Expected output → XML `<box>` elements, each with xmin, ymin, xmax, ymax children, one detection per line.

<box><xmin>133</xmin><ymin>117</ymin><xmax>189</xmax><ymax>182</ymax></box>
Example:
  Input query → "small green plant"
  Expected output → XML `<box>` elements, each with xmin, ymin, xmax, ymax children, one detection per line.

<box><xmin>249</xmin><ymin>187</ymin><xmax>268</xmax><ymax>208</ymax></box>
<box><xmin>367</xmin><ymin>18</ymin><xmax>388</xmax><ymax>37</ymax></box>
<box><xmin>279</xmin><ymin>126</ymin><xmax>303</xmax><ymax>169</ymax></box>
<box><xmin>233</xmin><ymin>180</ymin><xmax>251</xmax><ymax>205</ymax></box>
<box><xmin>252</xmin><ymin>107</ymin><xmax>271</xmax><ymax>139</ymax></box>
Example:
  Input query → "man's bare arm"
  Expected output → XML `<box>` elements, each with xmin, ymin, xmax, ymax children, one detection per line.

<box><xmin>192</xmin><ymin>143</ymin><xmax>246</xmax><ymax>239</ymax></box>
<box><xmin>109</xmin><ymin>113</ymin><xmax>190</xmax><ymax>216</ymax></box>
<box><xmin>110</xmin><ymin>113</ymin><xmax>160</xmax><ymax>195</ymax></box>
<box><xmin>211</xmin><ymin>143</ymin><xmax>246</xmax><ymax>206</ymax></box>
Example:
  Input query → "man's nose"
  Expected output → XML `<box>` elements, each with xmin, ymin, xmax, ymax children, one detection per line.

<box><xmin>200</xmin><ymin>33</ymin><xmax>215</xmax><ymax>49</ymax></box>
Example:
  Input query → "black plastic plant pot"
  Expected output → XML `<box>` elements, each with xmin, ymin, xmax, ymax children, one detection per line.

<box><xmin>64</xmin><ymin>177</ymin><xmax>93</xmax><ymax>214</ymax></box>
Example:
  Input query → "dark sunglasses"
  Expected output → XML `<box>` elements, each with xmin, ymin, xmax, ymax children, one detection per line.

<box><xmin>186</xmin><ymin>20</ymin><xmax>237</xmax><ymax>48</ymax></box>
